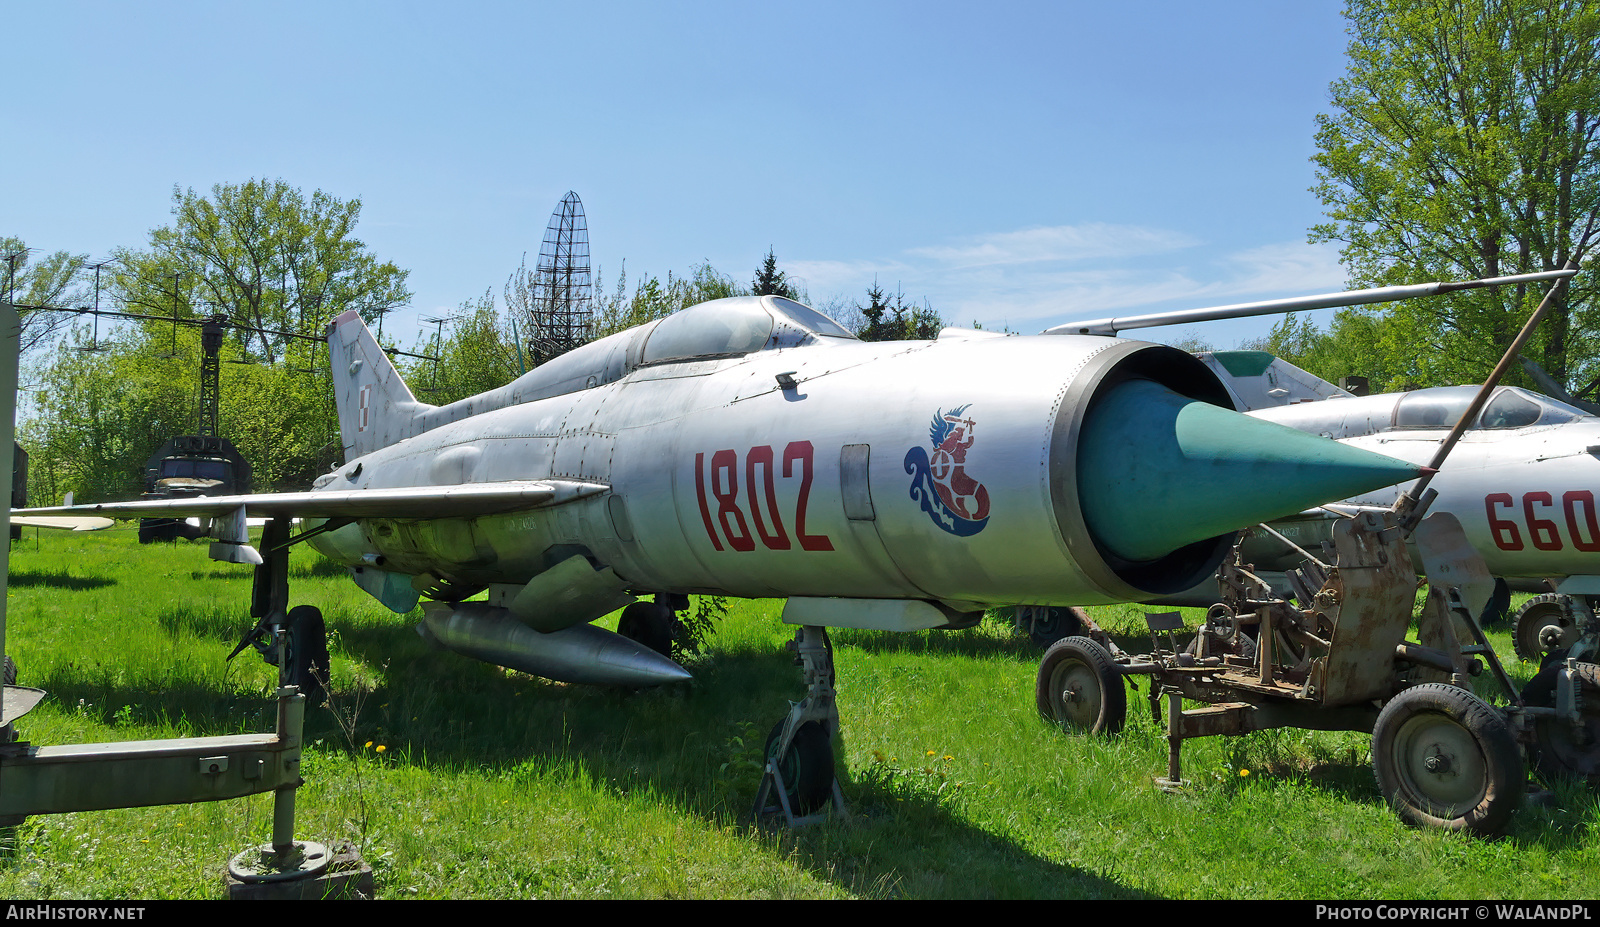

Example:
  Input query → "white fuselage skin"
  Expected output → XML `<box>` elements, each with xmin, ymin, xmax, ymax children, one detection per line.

<box><xmin>308</xmin><ymin>320</ymin><xmax>1227</xmax><ymax>616</ymax></box>
<box><xmin>1250</xmin><ymin>392</ymin><xmax>1600</xmax><ymax>589</ymax></box>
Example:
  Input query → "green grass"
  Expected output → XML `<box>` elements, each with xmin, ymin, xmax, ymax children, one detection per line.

<box><xmin>0</xmin><ymin>525</ymin><xmax>1595</xmax><ymax>899</ymax></box>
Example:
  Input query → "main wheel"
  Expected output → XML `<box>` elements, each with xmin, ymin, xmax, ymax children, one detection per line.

<box><xmin>1371</xmin><ymin>683</ymin><xmax>1523</xmax><ymax>837</ymax></box>
<box><xmin>1513</xmin><ymin>594</ymin><xmax>1581</xmax><ymax>663</ymax></box>
<box><xmin>1521</xmin><ymin>661</ymin><xmax>1600</xmax><ymax>787</ymax></box>
<box><xmin>764</xmin><ymin>720</ymin><xmax>834</xmax><ymax>816</ymax></box>
<box><xmin>1036</xmin><ymin>636</ymin><xmax>1126</xmax><ymax>734</ymax></box>
<box><xmin>284</xmin><ymin>605</ymin><xmax>330</xmax><ymax>709</ymax></box>
<box><xmin>617</xmin><ymin>602</ymin><xmax>673</xmax><ymax>658</ymax></box>
<box><xmin>1021</xmin><ymin>606</ymin><xmax>1088</xmax><ymax>648</ymax></box>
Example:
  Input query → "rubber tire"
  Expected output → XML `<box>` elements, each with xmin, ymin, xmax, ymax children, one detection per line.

<box><xmin>1036</xmin><ymin>636</ymin><xmax>1126</xmax><ymax>734</ymax></box>
<box><xmin>1520</xmin><ymin>661</ymin><xmax>1600</xmax><ymax>787</ymax></box>
<box><xmin>764</xmin><ymin>720</ymin><xmax>835</xmax><ymax>816</ymax></box>
<box><xmin>1513</xmin><ymin>594</ymin><xmax>1580</xmax><ymax>663</ymax></box>
<box><xmin>1371</xmin><ymin>683</ymin><xmax>1523</xmax><ymax>837</ymax></box>
<box><xmin>1023</xmin><ymin>606</ymin><xmax>1088</xmax><ymax>648</ymax></box>
<box><xmin>284</xmin><ymin>605</ymin><xmax>330</xmax><ymax>709</ymax></box>
<box><xmin>617</xmin><ymin>602</ymin><xmax>674</xmax><ymax>658</ymax></box>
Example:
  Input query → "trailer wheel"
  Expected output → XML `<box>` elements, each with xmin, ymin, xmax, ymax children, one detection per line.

<box><xmin>1521</xmin><ymin>661</ymin><xmax>1600</xmax><ymax>787</ymax></box>
<box><xmin>1036</xmin><ymin>636</ymin><xmax>1126</xmax><ymax>734</ymax></box>
<box><xmin>1513</xmin><ymin>594</ymin><xmax>1581</xmax><ymax>663</ymax></box>
<box><xmin>1372</xmin><ymin>683</ymin><xmax>1523</xmax><ymax>837</ymax></box>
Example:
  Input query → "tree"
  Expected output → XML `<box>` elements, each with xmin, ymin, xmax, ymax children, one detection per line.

<box><xmin>591</xmin><ymin>261</ymin><xmax>747</xmax><ymax>339</ymax></box>
<box><xmin>1</xmin><ymin>236</ymin><xmax>89</xmax><ymax>356</ymax></box>
<box><xmin>852</xmin><ymin>281</ymin><xmax>943</xmax><ymax>342</ymax></box>
<box><xmin>751</xmin><ymin>247</ymin><xmax>799</xmax><ymax>299</ymax></box>
<box><xmin>19</xmin><ymin>180</ymin><xmax>414</xmax><ymax>500</ymax></box>
<box><xmin>1311</xmin><ymin>0</ymin><xmax>1600</xmax><ymax>392</ymax></box>
<box><xmin>401</xmin><ymin>290</ymin><xmax>522</xmax><ymax>406</ymax></box>
<box><xmin>114</xmin><ymin>180</ymin><xmax>412</xmax><ymax>362</ymax></box>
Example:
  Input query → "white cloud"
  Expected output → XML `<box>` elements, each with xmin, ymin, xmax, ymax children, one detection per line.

<box><xmin>1218</xmin><ymin>241</ymin><xmax>1347</xmax><ymax>295</ymax></box>
<box><xmin>790</xmin><ymin>231</ymin><xmax>1350</xmax><ymax>340</ymax></box>
<box><xmin>907</xmin><ymin>223</ymin><xmax>1199</xmax><ymax>268</ymax></box>
<box><xmin>783</xmin><ymin>258</ymin><xmax>910</xmax><ymax>297</ymax></box>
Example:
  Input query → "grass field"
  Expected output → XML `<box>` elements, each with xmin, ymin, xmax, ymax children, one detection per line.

<box><xmin>0</xmin><ymin>524</ymin><xmax>1594</xmax><ymax>899</ymax></box>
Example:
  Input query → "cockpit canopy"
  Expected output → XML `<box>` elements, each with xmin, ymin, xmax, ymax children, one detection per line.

<box><xmin>641</xmin><ymin>295</ymin><xmax>855</xmax><ymax>365</ymax></box>
<box><xmin>1251</xmin><ymin>384</ymin><xmax>1592</xmax><ymax>440</ymax></box>
<box><xmin>1393</xmin><ymin>385</ymin><xmax>1590</xmax><ymax>430</ymax></box>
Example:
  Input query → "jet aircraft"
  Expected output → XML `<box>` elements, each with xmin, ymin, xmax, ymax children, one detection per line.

<box><xmin>21</xmin><ymin>293</ymin><xmax>1425</xmax><ymax>814</ymax></box>
<box><xmin>1046</xmin><ymin>268</ymin><xmax>1590</xmax><ymax>663</ymax></box>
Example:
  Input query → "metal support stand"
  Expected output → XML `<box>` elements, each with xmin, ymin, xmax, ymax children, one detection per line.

<box><xmin>226</xmin><ymin>518</ymin><xmax>370</xmax><ymax>899</ymax></box>
<box><xmin>1156</xmin><ymin>690</ymin><xmax>1187</xmax><ymax>791</ymax></box>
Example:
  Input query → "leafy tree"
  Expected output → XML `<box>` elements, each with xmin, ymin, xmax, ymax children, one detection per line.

<box><xmin>114</xmin><ymin>179</ymin><xmax>412</xmax><ymax>363</ymax></box>
<box><xmin>22</xmin><ymin>327</ymin><xmax>194</xmax><ymax>503</ymax></box>
<box><xmin>1311</xmin><ymin>0</ymin><xmax>1600</xmax><ymax>392</ymax></box>
<box><xmin>401</xmin><ymin>290</ymin><xmax>522</xmax><ymax>406</ymax></box>
<box><xmin>591</xmin><ymin>261</ymin><xmax>747</xmax><ymax>338</ymax></box>
<box><xmin>751</xmin><ymin>247</ymin><xmax>799</xmax><ymax>299</ymax></box>
<box><xmin>20</xmin><ymin>316</ymin><xmax>343</xmax><ymax>499</ymax></box>
<box><xmin>1</xmin><ymin>236</ymin><xmax>89</xmax><ymax>356</ymax></box>
<box><xmin>19</xmin><ymin>179</ymin><xmax>412</xmax><ymax>500</ymax></box>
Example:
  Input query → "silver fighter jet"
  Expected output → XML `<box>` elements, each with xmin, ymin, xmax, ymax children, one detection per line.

<box><xmin>23</xmin><ymin>294</ymin><xmax>1424</xmax><ymax>816</ymax></box>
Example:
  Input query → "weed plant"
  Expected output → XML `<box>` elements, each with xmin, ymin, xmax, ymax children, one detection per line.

<box><xmin>0</xmin><ymin>526</ymin><xmax>1592</xmax><ymax>898</ymax></box>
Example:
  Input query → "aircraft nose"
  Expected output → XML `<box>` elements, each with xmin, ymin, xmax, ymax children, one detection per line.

<box><xmin>1077</xmin><ymin>378</ymin><xmax>1421</xmax><ymax>563</ymax></box>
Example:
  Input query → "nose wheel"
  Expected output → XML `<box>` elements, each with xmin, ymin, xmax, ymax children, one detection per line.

<box><xmin>753</xmin><ymin>626</ymin><xmax>847</xmax><ymax>826</ymax></box>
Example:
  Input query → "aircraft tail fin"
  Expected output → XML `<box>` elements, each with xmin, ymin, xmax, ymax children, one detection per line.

<box><xmin>328</xmin><ymin>310</ymin><xmax>436</xmax><ymax>460</ymax></box>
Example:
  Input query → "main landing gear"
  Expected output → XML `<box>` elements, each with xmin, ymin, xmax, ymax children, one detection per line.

<box><xmin>227</xmin><ymin>518</ymin><xmax>331</xmax><ymax>707</ymax></box>
<box><xmin>752</xmin><ymin>625</ymin><xmax>848</xmax><ymax>826</ymax></box>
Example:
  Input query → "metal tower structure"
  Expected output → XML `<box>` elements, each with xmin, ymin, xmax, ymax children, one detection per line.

<box><xmin>528</xmin><ymin>191</ymin><xmax>592</xmax><ymax>366</ymax></box>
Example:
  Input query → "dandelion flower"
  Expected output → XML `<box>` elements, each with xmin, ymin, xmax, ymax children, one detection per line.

<box><xmin>1239</xmin><ymin>768</ymin><xmax>1250</xmax><ymax>777</ymax></box>
<box><xmin>943</xmin><ymin>755</ymin><xmax>953</xmax><ymax>761</ymax></box>
<box><xmin>365</xmin><ymin>741</ymin><xmax>373</xmax><ymax>749</ymax></box>
<box><xmin>376</xmin><ymin>745</ymin><xmax>387</xmax><ymax>754</ymax></box>
<box><xmin>926</xmin><ymin>749</ymin><xmax>936</xmax><ymax>756</ymax></box>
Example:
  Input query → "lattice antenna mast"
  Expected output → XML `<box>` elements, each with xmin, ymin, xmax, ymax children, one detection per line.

<box><xmin>529</xmin><ymin>191</ymin><xmax>592</xmax><ymax>366</ymax></box>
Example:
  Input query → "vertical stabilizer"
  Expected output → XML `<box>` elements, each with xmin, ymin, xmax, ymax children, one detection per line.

<box><xmin>328</xmin><ymin>310</ymin><xmax>436</xmax><ymax>460</ymax></box>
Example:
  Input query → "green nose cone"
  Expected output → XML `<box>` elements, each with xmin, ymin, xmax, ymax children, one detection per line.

<box><xmin>1079</xmin><ymin>379</ymin><xmax>1420</xmax><ymax>562</ymax></box>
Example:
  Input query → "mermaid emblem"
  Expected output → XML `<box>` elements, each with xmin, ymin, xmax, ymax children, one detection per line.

<box><xmin>904</xmin><ymin>405</ymin><xmax>990</xmax><ymax>537</ymax></box>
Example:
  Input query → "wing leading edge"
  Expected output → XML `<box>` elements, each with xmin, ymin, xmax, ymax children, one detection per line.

<box><xmin>15</xmin><ymin>479</ymin><xmax>611</xmax><ymax>521</ymax></box>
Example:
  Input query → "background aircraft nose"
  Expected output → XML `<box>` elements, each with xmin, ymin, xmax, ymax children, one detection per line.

<box><xmin>1078</xmin><ymin>378</ymin><xmax>1421</xmax><ymax>562</ymax></box>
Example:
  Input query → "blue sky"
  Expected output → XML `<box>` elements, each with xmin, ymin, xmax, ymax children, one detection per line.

<box><xmin>6</xmin><ymin>0</ymin><xmax>1355</xmax><ymax>350</ymax></box>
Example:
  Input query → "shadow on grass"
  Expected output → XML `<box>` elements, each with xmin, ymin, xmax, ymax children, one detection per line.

<box><xmin>7</xmin><ymin>569</ymin><xmax>116</xmax><ymax>591</ymax></box>
<box><xmin>25</xmin><ymin>610</ymin><xmax>1161</xmax><ymax>898</ymax></box>
<box><xmin>834</xmin><ymin>624</ymin><xmax>1041</xmax><ymax>662</ymax></box>
<box><xmin>27</xmin><ymin>596</ymin><xmax>1595</xmax><ymax>892</ymax></box>
<box><xmin>155</xmin><ymin>604</ymin><xmax>252</xmax><ymax>643</ymax></box>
